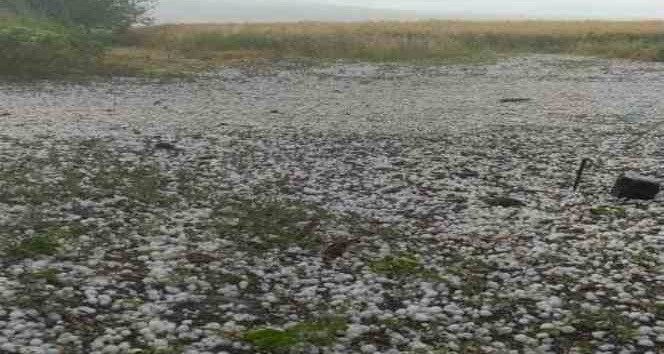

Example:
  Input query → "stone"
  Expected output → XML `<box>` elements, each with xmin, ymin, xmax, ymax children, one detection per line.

<box><xmin>485</xmin><ymin>196</ymin><xmax>526</xmax><ymax>208</ymax></box>
<box><xmin>499</xmin><ymin>98</ymin><xmax>531</xmax><ymax>103</ymax></box>
<box><xmin>155</xmin><ymin>142</ymin><xmax>178</xmax><ymax>151</ymax></box>
<box><xmin>611</xmin><ymin>173</ymin><xmax>660</xmax><ymax>200</ymax></box>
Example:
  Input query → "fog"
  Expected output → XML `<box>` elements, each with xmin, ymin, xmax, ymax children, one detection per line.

<box><xmin>154</xmin><ymin>0</ymin><xmax>664</xmax><ymax>23</ymax></box>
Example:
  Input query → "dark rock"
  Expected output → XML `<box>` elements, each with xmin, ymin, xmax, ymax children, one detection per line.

<box><xmin>485</xmin><ymin>196</ymin><xmax>526</xmax><ymax>208</ymax></box>
<box><xmin>452</xmin><ymin>169</ymin><xmax>479</xmax><ymax>179</ymax></box>
<box><xmin>269</xmin><ymin>109</ymin><xmax>281</xmax><ymax>114</ymax></box>
<box><xmin>611</xmin><ymin>173</ymin><xmax>660</xmax><ymax>200</ymax></box>
<box><xmin>499</xmin><ymin>98</ymin><xmax>532</xmax><ymax>103</ymax></box>
<box><xmin>0</xmin><ymin>112</ymin><xmax>10</xmax><ymax>117</ymax></box>
<box><xmin>155</xmin><ymin>142</ymin><xmax>178</xmax><ymax>150</ymax></box>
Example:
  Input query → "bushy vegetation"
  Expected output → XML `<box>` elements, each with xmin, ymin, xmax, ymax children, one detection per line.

<box><xmin>1</xmin><ymin>0</ymin><xmax>155</xmax><ymax>32</ymax></box>
<box><xmin>0</xmin><ymin>16</ymin><xmax>105</xmax><ymax>77</ymax></box>
<box><xmin>0</xmin><ymin>0</ymin><xmax>155</xmax><ymax>78</ymax></box>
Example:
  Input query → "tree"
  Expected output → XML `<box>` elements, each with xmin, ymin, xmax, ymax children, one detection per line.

<box><xmin>0</xmin><ymin>0</ymin><xmax>157</xmax><ymax>32</ymax></box>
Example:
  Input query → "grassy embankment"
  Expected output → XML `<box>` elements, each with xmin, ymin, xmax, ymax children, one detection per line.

<box><xmin>2</xmin><ymin>14</ymin><xmax>664</xmax><ymax>78</ymax></box>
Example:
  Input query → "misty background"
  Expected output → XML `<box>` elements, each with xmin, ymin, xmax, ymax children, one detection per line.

<box><xmin>154</xmin><ymin>0</ymin><xmax>664</xmax><ymax>23</ymax></box>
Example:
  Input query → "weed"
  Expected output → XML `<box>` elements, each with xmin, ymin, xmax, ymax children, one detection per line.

<box><xmin>243</xmin><ymin>317</ymin><xmax>348</xmax><ymax>352</ymax></box>
<box><xmin>5</xmin><ymin>234</ymin><xmax>60</xmax><ymax>259</ymax></box>
<box><xmin>214</xmin><ymin>198</ymin><xmax>327</xmax><ymax>251</ymax></box>
<box><xmin>29</xmin><ymin>268</ymin><xmax>61</xmax><ymax>285</ymax></box>
<box><xmin>590</xmin><ymin>206</ymin><xmax>626</xmax><ymax>217</ymax></box>
<box><xmin>572</xmin><ymin>308</ymin><xmax>637</xmax><ymax>344</ymax></box>
<box><xmin>244</xmin><ymin>328</ymin><xmax>298</xmax><ymax>352</ymax></box>
<box><xmin>656</xmin><ymin>47</ymin><xmax>664</xmax><ymax>62</ymax></box>
<box><xmin>369</xmin><ymin>254</ymin><xmax>420</xmax><ymax>277</ymax></box>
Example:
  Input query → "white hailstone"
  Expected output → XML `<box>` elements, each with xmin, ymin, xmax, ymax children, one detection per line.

<box><xmin>559</xmin><ymin>325</ymin><xmax>576</xmax><ymax>334</ymax></box>
<box><xmin>479</xmin><ymin>309</ymin><xmax>492</xmax><ymax>317</ymax></box>
<box><xmin>656</xmin><ymin>336</ymin><xmax>664</xmax><ymax>342</ymax></box>
<box><xmin>413</xmin><ymin>313</ymin><xmax>431</xmax><ymax>322</ymax></box>
<box><xmin>548</xmin><ymin>296</ymin><xmax>562</xmax><ymax>308</ymax></box>
<box><xmin>78</xmin><ymin>306</ymin><xmax>96</xmax><ymax>314</ymax></box>
<box><xmin>518</xmin><ymin>317</ymin><xmax>531</xmax><ymax>325</ymax></box>
<box><xmin>29</xmin><ymin>338</ymin><xmax>43</xmax><ymax>346</ymax></box>
<box><xmin>427</xmin><ymin>306</ymin><xmax>443</xmax><ymax>314</ymax></box>
<box><xmin>447</xmin><ymin>324</ymin><xmax>461</xmax><ymax>332</ymax></box>
<box><xmin>514</xmin><ymin>334</ymin><xmax>534</xmax><ymax>344</ymax></box>
<box><xmin>148</xmin><ymin>319</ymin><xmax>167</xmax><ymax>333</ymax></box>
<box><xmin>204</xmin><ymin>323</ymin><xmax>221</xmax><ymax>330</ymax></box>
<box><xmin>410</xmin><ymin>341</ymin><xmax>428</xmax><ymax>351</ymax></box>
<box><xmin>360</xmin><ymin>344</ymin><xmax>377</xmax><ymax>353</ymax></box>
<box><xmin>539</xmin><ymin>323</ymin><xmax>555</xmax><ymax>331</ymax></box>
<box><xmin>91</xmin><ymin>339</ymin><xmax>106</xmax><ymax>350</ymax></box>
<box><xmin>0</xmin><ymin>343</ymin><xmax>15</xmax><ymax>352</ymax></box>
<box><xmin>152</xmin><ymin>338</ymin><xmax>169</xmax><ymax>348</ymax></box>
<box><xmin>346</xmin><ymin>324</ymin><xmax>370</xmax><ymax>339</ymax></box>
<box><xmin>238</xmin><ymin>281</ymin><xmax>249</xmax><ymax>290</ymax></box>
<box><xmin>98</xmin><ymin>295</ymin><xmax>112</xmax><ymax>306</ymax></box>
<box><xmin>639</xmin><ymin>327</ymin><xmax>653</xmax><ymax>336</ymax></box>
<box><xmin>103</xmin><ymin>345</ymin><xmax>119</xmax><ymax>354</ymax></box>
<box><xmin>592</xmin><ymin>331</ymin><xmax>606</xmax><ymax>339</ymax></box>
<box><xmin>9</xmin><ymin>310</ymin><xmax>25</xmax><ymax>319</ymax></box>
<box><xmin>118</xmin><ymin>342</ymin><xmax>131</xmax><ymax>350</ymax></box>
<box><xmin>585</xmin><ymin>292</ymin><xmax>597</xmax><ymax>301</ymax></box>
<box><xmin>637</xmin><ymin>338</ymin><xmax>654</xmax><ymax>347</ymax></box>
<box><xmin>496</xmin><ymin>327</ymin><xmax>513</xmax><ymax>335</ymax></box>
<box><xmin>165</xmin><ymin>286</ymin><xmax>180</xmax><ymax>294</ymax></box>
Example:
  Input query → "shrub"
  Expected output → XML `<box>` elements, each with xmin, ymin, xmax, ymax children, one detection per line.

<box><xmin>1</xmin><ymin>0</ymin><xmax>157</xmax><ymax>32</ymax></box>
<box><xmin>0</xmin><ymin>19</ymin><xmax>105</xmax><ymax>77</ymax></box>
<box><xmin>5</xmin><ymin>234</ymin><xmax>59</xmax><ymax>259</ymax></box>
<box><xmin>656</xmin><ymin>47</ymin><xmax>664</xmax><ymax>62</ymax></box>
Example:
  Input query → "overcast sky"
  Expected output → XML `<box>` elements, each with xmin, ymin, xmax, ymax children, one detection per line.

<box><xmin>322</xmin><ymin>0</ymin><xmax>663</xmax><ymax>18</ymax></box>
<box><xmin>155</xmin><ymin>0</ymin><xmax>664</xmax><ymax>22</ymax></box>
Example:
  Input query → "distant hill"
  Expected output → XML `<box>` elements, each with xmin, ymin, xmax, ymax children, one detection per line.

<box><xmin>154</xmin><ymin>0</ymin><xmax>422</xmax><ymax>23</ymax></box>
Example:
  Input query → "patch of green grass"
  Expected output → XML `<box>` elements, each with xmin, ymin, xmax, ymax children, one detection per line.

<box><xmin>214</xmin><ymin>198</ymin><xmax>328</xmax><ymax>251</ymax></box>
<box><xmin>369</xmin><ymin>253</ymin><xmax>450</xmax><ymax>282</ymax></box>
<box><xmin>244</xmin><ymin>329</ymin><xmax>298</xmax><ymax>352</ymax></box>
<box><xmin>443</xmin><ymin>256</ymin><xmax>494</xmax><ymax>296</ymax></box>
<box><xmin>369</xmin><ymin>254</ymin><xmax>421</xmax><ymax>277</ymax></box>
<box><xmin>243</xmin><ymin>317</ymin><xmax>348</xmax><ymax>352</ymax></box>
<box><xmin>590</xmin><ymin>205</ymin><xmax>626</xmax><ymax>217</ymax></box>
<box><xmin>631</xmin><ymin>250</ymin><xmax>659</xmax><ymax>269</ymax></box>
<box><xmin>5</xmin><ymin>234</ymin><xmax>60</xmax><ymax>259</ymax></box>
<box><xmin>656</xmin><ymin>46</ymin><xmax>664</xmax><ymax>62</ymax></box>
<box><xmin>572</xmin><ymin>309</ymin><xmax>637</xmax><ymax>344</ymax></box>
<box><xmin>29</xmin><ymin>268</ymin><xmax>61</xmax><ymax>285</ymax></box>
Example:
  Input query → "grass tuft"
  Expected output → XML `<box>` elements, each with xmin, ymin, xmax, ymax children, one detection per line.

<box><xmin>369</xmin><ymin>254</ymin><xmax>421</xmax><ymax>277</ymax></box>
<box><xmin>243</xmin><ymin>317</ymin><xmax>348</xmax><ymax>352</ymax></box>
<box><xmin>5</xmin><ymin>234</ymin><xmax>60</xmax><ymax>259</ymax></box>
